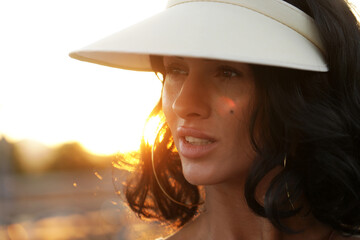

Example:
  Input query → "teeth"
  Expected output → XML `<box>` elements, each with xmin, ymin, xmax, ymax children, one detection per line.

<box><xmin>185</xmin><ymin>136</ymin><xmax>212</xmax><ymax>145</ymax></box>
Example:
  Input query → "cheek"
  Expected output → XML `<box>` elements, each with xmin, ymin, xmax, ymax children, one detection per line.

<box><xmin>162</xmin><ymin>85</ymin><xmax>182</xmax><ymax>150</ymax></box>
<box><xmin>214</xmin><ymin>96</ymin><xmax>237</xmax><ymax>117</ymax></box>
<box><xmin>221</xmin><ymin>96</ymin><xmax>255</xmax><ymax>159</ymax></box>
<box><xmin>213</xmin><ymin>93</ymin><xmax>253</xmax><ymax>127</ymax></box>
<box><xmin>161</xmin><ymin>85</ymin><xmax>176</xmax><ymax>126</ymax></box>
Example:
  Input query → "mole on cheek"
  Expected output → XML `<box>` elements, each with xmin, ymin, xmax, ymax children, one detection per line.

<box><xmin>217</xmin><ymin>96</ymin><xmax>236</xmax><ymax>116</ymax></box>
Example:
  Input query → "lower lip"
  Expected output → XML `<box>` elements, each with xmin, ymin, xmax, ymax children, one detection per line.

<box><xmin>178</xmin><ymin>138</ymin><xmax>218</xmax><ymax>159</ymax></box>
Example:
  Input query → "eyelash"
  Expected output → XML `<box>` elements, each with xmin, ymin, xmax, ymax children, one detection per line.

<box><xmin>164</xmin><ymin>65</ymin><xmax>242</xmax><ymax>79</ymax></box>
<box><xmin>165</xmin><ymin>66</ymin><xmax>188</xmax><ymax>76</ymax></box>
<box><xmin>217</xmin><ymin>65</ymin><xmax>243</xmax><ymax>79</ymax></box>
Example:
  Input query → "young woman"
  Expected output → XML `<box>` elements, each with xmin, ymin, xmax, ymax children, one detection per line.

<box><xmin>70</xmin><ymin>0</ymin><xmax>360</xmax><ymax>239</ymax></box>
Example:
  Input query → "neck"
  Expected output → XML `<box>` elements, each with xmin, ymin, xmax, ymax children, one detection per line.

<box><xmin>186</xmin><ymin>180</ymin><xmax>333</xmax><ymax>240</ymax></box>
<box><xmin>199</xmin><ymin>182</ymin><xmax>280</xmax><ymax>240</ymax></box>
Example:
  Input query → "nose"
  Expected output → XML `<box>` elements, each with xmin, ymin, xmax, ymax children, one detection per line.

<box><xmin>172</xmin><ymin>73</ymin><xmax>211</xmax><ymax>119</ymax></box>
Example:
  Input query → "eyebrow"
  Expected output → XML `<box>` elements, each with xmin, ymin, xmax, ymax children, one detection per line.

<box><xmin>173</xmin><ymin>56</ymin><xmax>216</xmax><ymax>62</ymax></box>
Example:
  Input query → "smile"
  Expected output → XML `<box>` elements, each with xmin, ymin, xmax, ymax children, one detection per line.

<box><xmin>179</xmin><ymin>136</ymin><xmax>218</xmax><ymax>159</ymax></box>
<box><xmin>177</xmin><ymin>127</ymin><xmax>218</xmax><ymax>159</ymax></box>
<box><xmin>185</xmin><ymin>136</ymin><xmax>214</xmax><ymax>145</ymax></box>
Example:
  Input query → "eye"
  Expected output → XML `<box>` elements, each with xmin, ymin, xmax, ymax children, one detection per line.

<box><xmin>217</xmin><ymin>66</ymin><xmax>242</xmax><ymax>79</ymax></box>
<box><xmin>165</xmin><ymin>66</ymin><xmax>188</xmax><ymax>76</ymax></box>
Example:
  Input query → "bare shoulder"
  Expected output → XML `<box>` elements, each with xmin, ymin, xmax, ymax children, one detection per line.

<box><xmin>156</xmin><ymin>231</ymin><xmax>187</xmax><ymax>240</ymax></box>
<box><xmin>154</xmin><ymin>227</ymin><xmax>185</xmax><ymax>240</ymax></box>
<box><xmin>162</xmin><ymin>226</ymin><xmax>194</xmax><ymax>240</ymax></box>
<box><xmin>160</xmin><ymin>216</ymin><xmax>203</xmax><ymax>240</ymax></box>
<box><xmin>160</xmin><ymin>233</ymin><xmax>360</xmax><ymax>240</ymax></box>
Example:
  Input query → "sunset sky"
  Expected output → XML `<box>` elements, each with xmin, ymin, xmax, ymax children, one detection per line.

<box><xmin>0</xmin><ymin>0</ymin><xmax>166</xmax><ymax>155</ymax></box>
<box><xmin>0</xmin><ymin>0</ymin><xmax>359</xmax><ymax>155</ymax></box>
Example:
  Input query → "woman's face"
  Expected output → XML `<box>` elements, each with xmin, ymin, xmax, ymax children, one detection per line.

<box><xmin>162</xmin><ymin>56</ymin><xmax>256</xmax><ymax>186</ymax></box>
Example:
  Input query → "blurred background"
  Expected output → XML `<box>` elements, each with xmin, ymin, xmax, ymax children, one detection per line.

<box><xmin>0</xmin><ymin>0</ymin><xmax>167</xmax><ymax>239</ymax></box>
<box><xmin>0</xmin><ymin>0</ymin><xmax>359</xmax><ymax>239</ymax></box>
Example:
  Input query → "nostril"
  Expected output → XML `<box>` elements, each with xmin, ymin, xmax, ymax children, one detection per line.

<box><xmin>172</xmin><ymin>97</ymin><xmax>211</xmax><ymax>119</ymax></box>
<box><xmin>186</xmin><ymin>112</ymin><xmax>202</xmax><ymax>118</ymax></box>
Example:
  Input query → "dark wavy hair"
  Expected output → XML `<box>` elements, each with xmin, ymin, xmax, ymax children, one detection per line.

<box><xmin>121</xmin><ymin>0</ymin><xmax>360</xmax><ymax>235</ymax></box>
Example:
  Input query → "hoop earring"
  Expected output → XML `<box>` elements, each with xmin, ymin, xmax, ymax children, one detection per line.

<box><xmin>283</xmin><ymin>156</ymin><xmax>295</xmax><ymax>210</ymax></box>
<box><xmin>151</xmin><ymin>123</ymin><xmax>203</xmax><ymax>208</ymax></box>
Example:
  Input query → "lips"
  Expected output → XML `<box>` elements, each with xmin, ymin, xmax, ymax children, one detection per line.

<box><xmin>177</xmin><ymin>127</ymin><xmax>218</xmax><ymax>159</ymax></box>
<box><xmin>184</xmin><ymin>136</ymin><xmax>213</xmax><ymax>145</ymax></box>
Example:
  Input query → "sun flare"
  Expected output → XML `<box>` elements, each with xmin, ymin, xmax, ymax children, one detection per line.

<box><xmin>143</xmin><ymin>115</ymin><xmax>163</xmax><ymax>146</ymax></box>
<box><xmin>1</xmin><ymin>0</ymin><xmax>359</xmax><ymax>158</ymax></box>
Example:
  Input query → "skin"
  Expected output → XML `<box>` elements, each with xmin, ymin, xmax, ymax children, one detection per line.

<box><xmin>162</xmin><ymin>56</ymin><xmax>256</xmax><ymax>186</ymax></box>
<box><xmin>161</xmin><ymin>56</ymin><xmax>354</xmax><ymax>240</ymax></box>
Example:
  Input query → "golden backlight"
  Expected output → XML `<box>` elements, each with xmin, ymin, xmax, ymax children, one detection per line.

<box><xmin>0</xmin><ymin>0</ymin><xmax>359</xmax><ymax>157</ymax></box>
<box><xmin>0</xmin><ymin>0</ymin><xmax>167</xmax><ymax>157</ymax></box>
<box><xmin>143</xmin><ymin>115</ymin><xmax>163</xmax><ymax>146</ymax></box>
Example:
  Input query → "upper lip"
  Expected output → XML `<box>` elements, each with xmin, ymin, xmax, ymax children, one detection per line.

<box><xmin>177</xmin><ymin>126</ymin><xmax>217</xmax><ymax>142</ymax></box>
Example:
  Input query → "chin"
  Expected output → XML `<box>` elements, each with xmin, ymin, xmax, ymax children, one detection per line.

<box><xmin>181</xmin><ymin>158</ymin><xmax>249</xmax><ymax>187</ymax></box>
<box><xmin>181</xmin><ymin>161</ymin><xmax>227</xmax><ymax>186</ymax></box>
<box><xmin>183</xmin><ymin>173</ymin><xmax>217</xmax><ymax>186</ymax></box>
<box><xmin>183</xmin><ymin>173</ymin><xmax>207</xmax><ymax>186</ymax></box>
